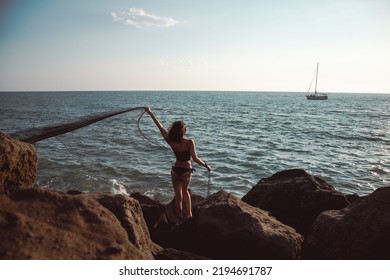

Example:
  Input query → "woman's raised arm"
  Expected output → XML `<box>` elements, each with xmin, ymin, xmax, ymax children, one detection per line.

<box><xmin>145</xmin><ymin>108</ymin><xmax>168</xmax><ymax>140</ymax></box>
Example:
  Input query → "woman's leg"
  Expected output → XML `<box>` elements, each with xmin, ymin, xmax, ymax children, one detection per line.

<box><xmin>171</xmin><ymin>169</ymin><xmax>183</xmax><ymax>219</ymax></box>
<box><xmin>181</xmin><ymin>172</ymin><xmax>193</xmax><ymax>218</ymax></box>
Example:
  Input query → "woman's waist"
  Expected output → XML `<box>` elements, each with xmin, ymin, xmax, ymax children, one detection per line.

<box><xmin>173</xmin><ymin>160</ymin><xmax>192</xmax><ymax>168</ymax></box>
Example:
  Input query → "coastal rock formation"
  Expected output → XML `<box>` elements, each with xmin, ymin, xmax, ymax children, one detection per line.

<box><xmin>2</xmin><ymin>132</ymin><xmax>387</xmax><ymax>260</ymax></box>
<box><xmin>0</xmin><ymin>188</ymin><xmax>153</xmax><ymax>259</ymax></box>
<box><xmin>0</xmin><ymin>132</ymin><xmax>160</xmax><ymax>260</ymax></box>
<box><xmin>78</xmin><ymin>192</ymin><xmax>161</xmax><ymax>259</ymax></box>
<box><xmin>302</xmin><ymin>186</ymin><xmax>390</xmax><ymax>259</ymax></box>
<box><xmin>0</xmin><ymin>132</ymin><xmax>37</xmax><ymax>192</ymax></box>
<box><xmin>162</xmin><ymin>190</ymin><xmax>304</xmax><ymax>259</ymax></box>
<box><xmin>242</xmin><ymin>169</ymin><xmax>350</xmax><ymax>236</ymax></box>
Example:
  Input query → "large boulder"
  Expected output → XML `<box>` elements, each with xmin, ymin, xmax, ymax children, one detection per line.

<box><xmin>0</xmin><ymin>188</ymin><xmax>154</xmax><ymax>259</ymax></box>
<box><xmin>242</xmin><ymin>169</ymin><xmax>350</xmax><ymax>236</ymax></box>
<box><xmin>163</xmin><ymin>190</ymin><xmax>304</xmax><ymax>259</ymax></box>
<box><xmin>302</xmin><ymin>186</ymin><xmax>390</xmax><ymax>259</ymax></box>
<box><xmin>79</xmin><ymin>192</ymin><xmax>161</xmax><ymax>259</ymax></box>
<box><xmin>0</xmin><ymin>132</ymin><xmax>37</xmax><ymax>192</ymax></box>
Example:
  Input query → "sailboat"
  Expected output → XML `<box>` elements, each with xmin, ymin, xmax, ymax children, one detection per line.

<box><xmin>306</xmin><ymin>63</ymin><xmax>328</xmax><ymax>100</ymax></box>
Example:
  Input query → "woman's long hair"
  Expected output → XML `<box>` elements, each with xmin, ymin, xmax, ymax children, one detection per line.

<box><xmin>168</xmin><ymin>120</ymin><xmax>185</xmax><ymax>143</ymax></box>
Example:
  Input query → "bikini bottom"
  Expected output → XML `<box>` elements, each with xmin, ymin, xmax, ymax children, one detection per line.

<box><xmin>171</xmin><ymin>166</ymin><xmax>195</xmax><ymax>176</ymax></box>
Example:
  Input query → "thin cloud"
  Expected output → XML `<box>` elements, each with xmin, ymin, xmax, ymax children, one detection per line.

<box><xmin>111</xmin><ymin>8</ymin><xmax>179</xmax><ymax>28</ymax></box>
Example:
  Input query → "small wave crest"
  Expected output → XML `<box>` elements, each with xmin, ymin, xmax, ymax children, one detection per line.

<box><xmin>108</xmin><ymin>179</ymin><xmax>128</xmax><ymax>195</ymax></box>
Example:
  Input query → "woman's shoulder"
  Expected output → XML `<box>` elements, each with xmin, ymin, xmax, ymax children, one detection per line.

<box><xmin>185</xmin><ymin>138</ymin><xmax>195</xmax><ymax>147</ymax></box>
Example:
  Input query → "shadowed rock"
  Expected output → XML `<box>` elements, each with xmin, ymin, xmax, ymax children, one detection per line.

<box><xmin>154</xmin><ymin>248</ymin><xmax>209</xmax><ymax>260</ymax></box>
<box><xmin>130</xmin><ymin>192</ymin><xmax>168</xmax><ymax>234</ymax></box>
<box><xmin>163</xmin><ymin>190</ymin><xmax>304</xmax><ymax>259</ymax></box>
<box><xmin>302</xmin><ymin>186</ymin><xmax>390</xmax><ymax>259</ymax></box>
<box><xmin>242</xmin><ymin>169</ymin><xmax>350</xmax><ymax>236</ymax></box>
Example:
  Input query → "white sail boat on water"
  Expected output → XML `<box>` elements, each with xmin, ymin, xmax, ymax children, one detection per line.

<box><xmin>306</xmin><ymin>62</ymin><xmax>328</xmax><ymax>100</ymax></box>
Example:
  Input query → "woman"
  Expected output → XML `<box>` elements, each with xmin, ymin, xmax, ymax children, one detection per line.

<box><xmin>145</xmin><ymin>108</ymin><xmax>211</xmax><ymax>220</ymax></box>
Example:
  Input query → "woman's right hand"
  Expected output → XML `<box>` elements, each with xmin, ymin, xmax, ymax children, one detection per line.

<box><xmin>205</xmin><ymin>164</ymin><xmax>212</xmax><ymax>172</ymax></box>
<box><xmin>145</xmin><ymin>107</ymin><xmax>152</xmax><ymax>115</ymax></box>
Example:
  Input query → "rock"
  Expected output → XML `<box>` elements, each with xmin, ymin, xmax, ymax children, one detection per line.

<box><xmin>345</xmin><ymin>193</ymin><xmax>362</xmax><ymax>204</ymax></box>
<box><xmin>164</xmin><ymin>190</ymin><xmax>304</xmax><ymax>259</ymax></box>
<box><xmin>154</xmin><ymin>248</ymin><xmax>209</xmax><ymax>260</ymax></box>
<box><xmin>302</xmin><ymin>186</ymin><xmax>390</xmax><ymax>259</ymax></box>
<box><xmin>0</xmin><ymin>132</ymin><xmax>37</xmax><ymax>192</ymax></box>
<box><xmin>0</xmin><ymin>188</ymin><xmax>154</xmax><ymax>259</ymax></box>
<box><xmin>66</xmin><ymin>190</ymin><xmax>83</xmax><ymax>195</ymax></box>
<box><xmin>130</xmin><ymin>192</ymin><xmax>168</xmax><ymax>234</ymax></box>
<box><xmin>242</xmin><ymin>169</ymin><xmax>350</xmax><ymax>236</ymax></box>
<box><xmin>82</xmin><ymin>192</ymin><xmax>161</xmax><ymax>259</ymax></box>
<box><xmin>130</xmin><ymin>192</ymin><xmax>171</xmax><ymax>247</ymax></box>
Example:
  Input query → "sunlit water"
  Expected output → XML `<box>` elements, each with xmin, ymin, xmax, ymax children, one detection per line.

<box><xmin>1</xmin><ymin>91</ymin><xmax>389</xmax><ymax>202</ymax></box>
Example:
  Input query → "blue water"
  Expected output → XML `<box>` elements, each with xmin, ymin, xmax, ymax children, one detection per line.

<box><xmin>1</xmin><ymin>91</ymin><xmax>389</xmax><ymax>202</ymax></box>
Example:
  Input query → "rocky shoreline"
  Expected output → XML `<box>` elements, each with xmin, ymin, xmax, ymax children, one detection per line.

<box><xmin>1</xmin><ymin>131</ymin><xmax>389</xmax><ymax>259</ymax></box>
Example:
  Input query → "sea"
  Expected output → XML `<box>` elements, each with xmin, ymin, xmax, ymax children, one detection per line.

<box><xmin>1</xmin><ymin>91</ymin><xmax>389</xmax><ymax>202</ymax></box>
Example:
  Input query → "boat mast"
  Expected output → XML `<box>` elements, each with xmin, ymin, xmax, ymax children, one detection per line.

<box><xmin>314</xmin><ymin>62</ymin><xmax>319</xmax><ymax>94</ymax></box>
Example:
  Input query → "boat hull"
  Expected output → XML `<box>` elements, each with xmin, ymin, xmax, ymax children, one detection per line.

<box><xmin>306</xmin><ymin>94</ymin><xmax>328</xmax><ymax>100</ymax></box>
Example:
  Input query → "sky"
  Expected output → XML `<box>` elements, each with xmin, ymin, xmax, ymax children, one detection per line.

<box><xmin>0</xmin><ymin>0</ymin><xmax>389</xmax><ymax>93</ymax></box>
